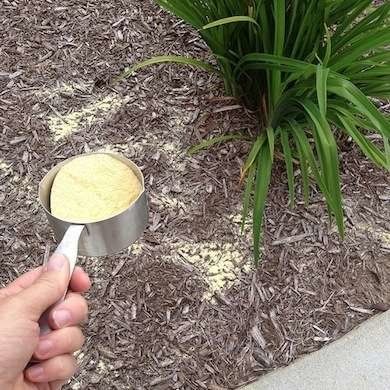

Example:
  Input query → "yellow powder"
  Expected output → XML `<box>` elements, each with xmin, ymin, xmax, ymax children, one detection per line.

<box><xmin>0</xmin><ymin>159</ymin><xmax>10</xmax><ymax>172</ymax></box>
<box><xmin>48</xmin><ymin>94</ymin><xmax>127</xmax><ymax>140</ymax></box>
<box><xmin>354</xmin><ymin>222</ymin><xmax>390</xmax><ymax>247</ymax></box>
<box><xmin>50</xmin><ymin>154</ymin><xmax>141</xmax><ymax>223</ymax></box>
<box><xmin>164</xmin><ymin>241</ymin><xmax>252</xmax><ymax>300</ymax></box>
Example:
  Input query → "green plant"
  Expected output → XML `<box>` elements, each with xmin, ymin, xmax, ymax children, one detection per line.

<box><xmin>122</xmin><ymin>1</ymin><xmax>390</xmax><ymax>263</ymax></box>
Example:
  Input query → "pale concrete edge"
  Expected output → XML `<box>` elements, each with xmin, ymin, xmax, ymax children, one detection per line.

<box><xmin>240</xmin><ymin>310</ymin><xmax>390</xmax><ymax>390</ymax></box>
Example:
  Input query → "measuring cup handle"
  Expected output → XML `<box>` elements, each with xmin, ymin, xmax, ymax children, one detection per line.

<box><xmin>38</xmin><ymin>225</ymin><xmax>85</xmax><ymax>335</ymax></box>
<box><xmin>54</xmin><ymin>224</ymin><xmax>85</xmax><ymax>275</ymax></box>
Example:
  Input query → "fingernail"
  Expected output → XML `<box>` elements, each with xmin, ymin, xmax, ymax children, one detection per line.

<box><xmin>36</xmin><ymin>339</ymin><xmax>53</xmax><ymax>357</ymax></box>
<box><xmin>28</xmin><ymin>365</ymin><xmax>44</xmax><ymax>381</ymax></box>
<box><xmin>47</xmin><ymin>254</ymin><xmax>67</xmax><ymax>271</ymax></box>
<box><xmin>53</xmin><ymin>309</ymin><xmax>72</xmax><ymax>328</ymax></box>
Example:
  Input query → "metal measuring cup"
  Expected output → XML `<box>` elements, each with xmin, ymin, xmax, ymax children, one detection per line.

<box><xmin>37</xmin><ymin>152</ymin><xmax>148</xmax><ymax>333</ymax></box>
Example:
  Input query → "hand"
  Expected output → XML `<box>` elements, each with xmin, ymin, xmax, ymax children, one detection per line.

<box><xmin>0</xmin><ymin>254</ymin><xmax>91</xmax><ymax>390</ymax></box>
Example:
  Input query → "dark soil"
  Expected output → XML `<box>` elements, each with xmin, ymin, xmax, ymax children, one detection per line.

<box><xmin>0</xmin><ymin>1</ymin><xmax>389</xmax><ymax>389</ymax></box>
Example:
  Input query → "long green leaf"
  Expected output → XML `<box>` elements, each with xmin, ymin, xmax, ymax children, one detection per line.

<box><xmin>242</xmin><ymin>134</ymin><xmax>267</xmax><ymax>176</ymax></box>
<box><xmin>385</xmin><ymin>137</ymin><xmax>390</xmax><ymax>170</ymax></box>
<box><xmin>316</xmin><ymin>65</ymin><xmax>330</xmax><ymax>118</ymax></box>
<box><xmin>266</xmin><ymin>127</ymin><xmax>275</xmax><ymax>161</ymax></box>
<box><xmin>336</xmin><ymin>114</ymin><xmax>387</xmax><ymax>168</ymax></box>
<box><xmin>280</xmin><ymin>129</ymin><xmax>295</xmax><ymax>206</ymax></box>
<box><xmin>292</xmin><ymin>126</ymin><xmax>310</xmax><ymax>204</ymax></box>
<box><xmin>271</xmin><ymin>0</ymin><xmax>285</xmax><ymax>107</ymax></box>
<box><xmin>237</xmin><ymin>53</ymin><xmax>316</xmax><ymax>76</ymax></box>
<box><xmin>290</xmin><ymin>122</ymin><xmax>336</xmax><ymax>217</ymax></box>
<box><xmin>332</xmin><ymin>0</ymin><xmax>374</xmax><ymax>42</ymax></box>
<box><xmin>119</xmin><ymin>56</ymin><xmax>216</xmax><ymax>79</ymax></box>
<box><xmin>323</xmin><ymin>24</ymin><xmax>332</xmax><ymax>66</ymax></box>
<box><xmin>300</xmin><ymin>100</ymin><xmax>344</xmax><ymax>236</ymax></box>
<box><xmin>241</xmin><ymin>163</ymin><xmax>256</xmax><ymax>233</ymax></box>
<box><xmin>331</xmin><ymin>30</ymin><xmax>390</xmax><ymax>72</ymax></box>
<box><xmin>203</xmin><ymin>16</ymin><xmax>260</xmax><ymax>30</ymax></box>
<box><xmin>328</xmin><ymin>76</ymin><xmax>390</xmax><ymax>139</ymax></box>
<box><xmin>253</xmin><ymin>140</ymin><xmax>273</xmax><ymax>263</ymax></box>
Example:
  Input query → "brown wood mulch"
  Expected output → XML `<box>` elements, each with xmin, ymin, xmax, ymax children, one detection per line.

<box><xmin>1</xmin><ymin>1</ymin><xmax>389</xmax><ymax>389</ymax></box>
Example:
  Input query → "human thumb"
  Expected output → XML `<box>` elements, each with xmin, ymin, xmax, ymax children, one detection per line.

<box><xmin>14</xmin><ymin>254</ymin><xmax>70</xmax><ymax>321</ymax></box>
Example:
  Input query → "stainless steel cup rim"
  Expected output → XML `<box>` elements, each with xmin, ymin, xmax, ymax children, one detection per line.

<box><xmin>38</xmin><ymin>151</ymin><xmax>146</xmax><ymax>225</ymax></box>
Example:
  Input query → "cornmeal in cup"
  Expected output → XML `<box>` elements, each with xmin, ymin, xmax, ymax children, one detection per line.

<box><xmin>50</xmin><ymin>154</ymin><xmax>141</xmax><ymax>223</ymax></box>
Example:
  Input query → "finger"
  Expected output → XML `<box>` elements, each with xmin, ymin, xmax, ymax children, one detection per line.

<box><xmin>2</xmin><ymin>267</ymin><xmax>43</xmax><ymax>296</ymax></box>
<box><xmin>25</xmin><ymin>354</ymin><xmax>77</xmax><ymax>383</ymax></box>
<box><xmin>69</xmin><ymin>267</ymin><xmax>91</xmax><ymax>293</ymax></box>
<box><xmin>48</xmin><ymin>292</ymin><xmax>88</xmax><ymax>329</ymax></box>
<box><xmin>15</xmin><ymin>254</ymin><xmax>70</xmax><ymax>320</ymax></box>
<box><xmin>34</xmin><ymin>327</ymin><xmax>85</xmax><ymax>361</ymax></box>
<box><xmin>3</xmin><ymin>266</ymin><xmax>90</xmax><ymax>297</ymax></box>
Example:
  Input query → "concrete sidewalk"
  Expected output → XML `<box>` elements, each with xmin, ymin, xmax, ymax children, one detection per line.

<box><xmin>242</xmin><ymin>311</ymin><xmax>390</xmax><ymax>390</ymax></box>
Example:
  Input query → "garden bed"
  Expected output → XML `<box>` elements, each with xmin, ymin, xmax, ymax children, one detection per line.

<box><xmin>1</xmin><ymin>1</ymin><xmax>389</xmax><ymax>389</ymax></box>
